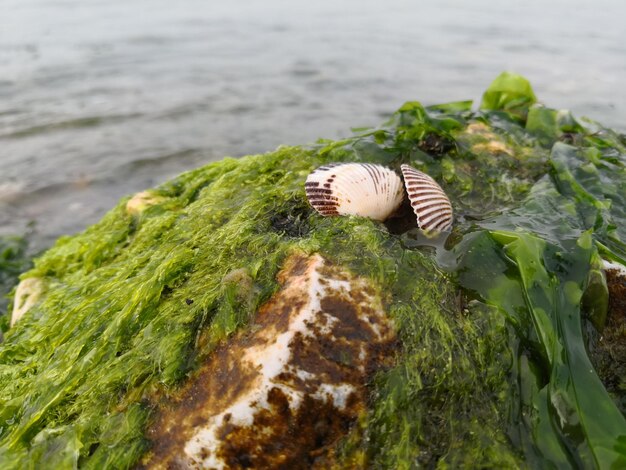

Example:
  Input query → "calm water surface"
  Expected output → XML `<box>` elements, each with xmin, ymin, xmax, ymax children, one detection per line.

<box><xmin>1</xmin><ymin>0</ymin><xmax>624</xmax><ymax>251</ymax></box>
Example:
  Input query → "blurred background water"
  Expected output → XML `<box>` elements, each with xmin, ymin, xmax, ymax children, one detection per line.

<box><xmin>1</xmin><ymin>0</ymin><xmax>624</xmax><ymax>253</ymax></box>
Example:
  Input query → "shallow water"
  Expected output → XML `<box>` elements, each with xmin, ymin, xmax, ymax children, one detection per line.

<box><xmin>1</xmin><ymin>0</ymin><xmax>624</xmax><ymax>252</ymax></box>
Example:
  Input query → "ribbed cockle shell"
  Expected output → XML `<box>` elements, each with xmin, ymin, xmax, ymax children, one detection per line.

<box><xmin>400</xmin><ymin>164</ymin><xmax>453</xmax><ymax>232</ymax></box>
<box><xmin>305</xmin><ymin>163</ymin><xmax>405</xmax><ymax>221</ymax></box>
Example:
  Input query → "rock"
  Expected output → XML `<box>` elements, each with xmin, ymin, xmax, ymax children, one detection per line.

<box><xmin>10</xmin><ymin>277</ymin><xmax>45</xmax><ymax>326</ymax></box>
<box><xmin>126</xmin><ymin>190</ymin><xmax>165</xmax><ymax>216</ymax></box>
<box><xmin>144</xmin><ymin>254</ymin><xmax>394</xmax><ymax>468</ymax></box>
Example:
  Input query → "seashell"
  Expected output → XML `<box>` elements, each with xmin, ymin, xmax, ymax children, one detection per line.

<box><xmin>305</xmin><ymin>163</ymin><xmax>405</xmax><ymax>221</ymax></box>
<box><xmin>400</xmin><ymin>164</ymin><xmax>453</xmax><ymax>233</ymax></box>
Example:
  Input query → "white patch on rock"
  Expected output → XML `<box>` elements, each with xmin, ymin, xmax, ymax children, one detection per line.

<box><xmin>604</xmin><ymin>259</ymin><xmax>626</xmax><ymax>278</ymax></box>
<box><xmin>125</xmin><ymin>190</ymin><xmax>164</xmax><ymax>215</ymax></box>
<box><xmin>11</xmin><ymin>277</ymin><xmax>45</xmax><ymax>326</ymax></box>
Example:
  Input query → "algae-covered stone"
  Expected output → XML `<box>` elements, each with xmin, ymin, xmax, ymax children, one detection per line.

<box><xmin>1</xmin><ymin>72</ymin><xmax>625</xmax><ymax>469</ymax></box>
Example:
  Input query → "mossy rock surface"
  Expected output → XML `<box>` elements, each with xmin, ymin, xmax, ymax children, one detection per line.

<box><xmin>1</xmin><ymin>72</ymin><xmax>625</xmax><ymax>469</ymax></box>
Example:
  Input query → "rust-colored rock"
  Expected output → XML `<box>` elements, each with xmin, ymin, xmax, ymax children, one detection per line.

<box><xmin>592</xmin><ymin>262</ymin><xmax>626</xmax><ymax>413</ymax></box>
<box><xmin>605</xmin><ymin>263</ymin><xmax>626</xmax><ymax>323</ymax></box>
<box><xmin>143</xmin><ymin>253</ymin><xmax>395</xmax><ymax>469</ymax></box>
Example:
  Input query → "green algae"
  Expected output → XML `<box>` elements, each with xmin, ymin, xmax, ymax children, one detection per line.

<box><xmin>1</xmin><ymin>72</ymin><xmax>625</xmax><ymax>468</ymax></box>
<box><xmin>0</xmin><ymin>236</ymin><xmax>31</xmax><ymax>331</ymax></box>
<box><xmin>480</xmin><ymin>71</ymin><xmax>537</xmax><ymax>121</ymax></box>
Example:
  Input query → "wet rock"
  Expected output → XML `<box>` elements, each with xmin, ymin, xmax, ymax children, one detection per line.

<box><xmin>144</xmin><ymin>254</ymin><xmax>395</xmax><ymax>469</ymax></box>
<box><xmin>590</xmin><ymin>261</ymin><xmax>626</xmax><ymax>413</ymax></box>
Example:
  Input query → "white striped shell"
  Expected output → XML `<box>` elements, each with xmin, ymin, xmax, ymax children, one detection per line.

<box><xmin>401</xmin><ymin>164</ymin><xmax>453</xmax><ymax>233</ymax></box>
<box><xmin>305</xmin><ymin>163</ymin><xmax>405</xmax><ymax>221</ymax></box>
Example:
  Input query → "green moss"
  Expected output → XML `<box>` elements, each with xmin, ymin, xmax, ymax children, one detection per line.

<box><xmin>1</xmin><ymin>74</ymin><xmax>625</xmax><ymax>469</ymax></box>
<box><xmin>0</xmin><ymin>237</ymin><xmax>32</xmax><ymax>330</ymax></box>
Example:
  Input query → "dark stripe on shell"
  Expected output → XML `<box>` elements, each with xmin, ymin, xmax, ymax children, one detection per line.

<box><xmin>430</xmin><ymin>217</ymin><xmax>454</xmax><ymax>232</ymax></box>
<box><xmin>362</xmin><ymin>163</ymin><xmax>381</xmax><ymax>195</ymax></box>
<box><xmin>412</xmin><ymin>201</ymin><xmax>451</xmax><ymax>215</ymax></box>
<box><xmin>306</xmin><ymin>188</ymin><xmax>334</xmax><ymax>195</ymax></box>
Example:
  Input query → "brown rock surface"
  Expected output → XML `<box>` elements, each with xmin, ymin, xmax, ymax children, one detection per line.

<box><xmin>143</xmin><ymin>253</ymin><xmax>395</xmax><ymax>469</ymax></box>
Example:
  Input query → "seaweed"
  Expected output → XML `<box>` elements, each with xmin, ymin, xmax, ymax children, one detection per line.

<box><xmin>0</xmin><ymin>236</ymin><xmax>32</xmax><ymax>332</ymax></box>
